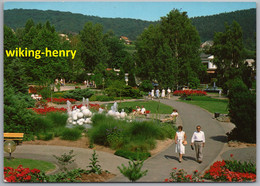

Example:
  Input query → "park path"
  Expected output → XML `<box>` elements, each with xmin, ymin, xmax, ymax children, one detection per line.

<box><xmin>5</xmin><ymin>97</ymin><xmax>228</xmax><ymax>182</ymax></box>
<box><xmin>110</xmin><ymin>97</ymin><xmax>227</xmax><ymax>182</ymax></box>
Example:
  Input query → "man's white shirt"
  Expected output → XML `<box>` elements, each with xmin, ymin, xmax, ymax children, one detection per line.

<box><xmin>191</xmin><ymin>131</ymin><xmax>205</xmax><ymax>143</ymax></box>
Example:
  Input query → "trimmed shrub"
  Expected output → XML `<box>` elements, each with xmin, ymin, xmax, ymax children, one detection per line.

<box><xmin>37</xmin><ymin>132</ymin><xmax>54</xmax><ymax>141</ymax></box>
<box><xmin>139</xmin><ymin>80</ymin><xmax>153</xmax><ymax>92</ymax></box>
<box><xmin>60</xmin><ymin>128</ymin><xmax>82</xmax><ymax>141</ymax></box>
<box><xmin>227</xmin><ymin>78</ymin><xmax>256</xmax><ymax>143</ymax></box>
<box><xmin>123</xmin><ymin>137</ymin><xmax>156</xmax><ymax>152</ymax></box>
<box><xmin>63</xmin><ymin>88</ymin><xmax>94</xmax><ymax>100</ymax></box>
<box><xmin>33</xmin><ymin>115</ymin><xmax>54</xmax><ymax>133</ymax></box>
<box><xmin>45</xmin><ymin>112</ymin><xmax>68</xmax><ymax>128</ymax></box>
<box><xmin>128</xmin><ymin>121</ymin><xmax>163</xmax><ymax>140</ymax></box>
<box><xmin>89</xmin><ymin>95</ymin><xmax>114</xmax><ymax>101</ymax></box>
<box><xmin>4</xmin><ymin>85</ymin><xmax>37</xmax><ymax>134</ymax></box>
<box><xmin>115</xmin><ymin>149</ymin><xmax>151</xmax><ymax>160</ymax></box>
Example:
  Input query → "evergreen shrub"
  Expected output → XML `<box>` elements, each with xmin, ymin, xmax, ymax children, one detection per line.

<box><xmin>115</xmin><ymin>149</ymin><xmax>151</xmax><ymax>160</ymax></box>
<box><xmin>227</xmin><ymin>78</ymin><xmax>256</xmax><ymax>143</ymax></box>
<box><xmin>61</xmin><ymin>128</ymin><xmax>82</xmax><ymax>141</ymax></box>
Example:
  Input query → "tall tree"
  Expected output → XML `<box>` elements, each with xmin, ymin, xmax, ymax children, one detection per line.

<box><xmin>210</xmin><ymin>21</ymin><xmax>246</xmax><ymax>92</ymax></box>
<box><xmin>135</xmin><ymin>9</ymin><xmax>204</xmax><ymax>89</ymax></box>
<box><xmin>79</xmin><ymin>22</ymin><xmax>109</xmax><ymax>72</ymax></box>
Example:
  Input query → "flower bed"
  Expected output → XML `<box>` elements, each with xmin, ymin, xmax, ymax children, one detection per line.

<box><xmin>4</xmin><ymin>165</ymin><xmax>45</xmax><ymax>183</ymax></box>
<box><xmin>173</xmin><ymin>90</ymin><xmax>207</xmax><ymax>96</ymax></box>
<box><xmin>203</xmin><ymin>159</ymin><xmax>256</xmax><ymax>182</ymax></box>
<box><xmin>164</xmin><ymin>168</ymin><xmax>204</xmax><ymax>182</ymax></box>
<box><xmin>46</xmin><ymin>98</ymin><xmax>77</xmax><ymax>104</ymax></box>
<box><xmin>72</xmin><ymin>103</ymin><xmax>101</xmax><ymax>111</ymax></box>
<box><xmin>31</xmin><ymin>107</ymin><xmax>67</xmax><ymax>115</ymax></box>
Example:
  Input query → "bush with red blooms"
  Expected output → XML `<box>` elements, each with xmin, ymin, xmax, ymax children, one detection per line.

<box><xmin>203</xmin><ymin>159</ymin><xmax>256</xmax><ymax>182</ymax></box>
<box><xmin>46</xmin><ymin>98</ymin><xmax>77</xmax><ymax>104</ymax></box>
<box><xmin>4</xmin><ymin>165</ymin><xmax>46</xmax><ymax>183</ymax></box>
<box><xmin>173</xmin><ymin>90</ymin><xmax>207</xmax><ymax>96</ymax></box>
<box><xmin>31</xmin><ymin>107</ymin><xmax>67</xmax><ymax>115</ymax></box>
<box><xmin>164</xmin><ymin>168</ymin><xmax>204</xmax><ymax>182</ymax></box>
<box><xmin>72</xmin><ymin>103</ymin><xmax>101</xmax><ymax>111</ymax></box>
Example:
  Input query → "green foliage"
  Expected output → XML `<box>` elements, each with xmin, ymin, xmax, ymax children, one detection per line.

<box><xmin>86</xmin><ymin>150</ymin><xmax>102</xmax><ymax>174</ymax></box>
<box><xmin>60</xmin><ymin>128</ymin><xmax>82</xmax><ymax>141</ymax></box>
<box><xmin>191</xmin><ymin>8</ymin><xmax>256</xmax><ymax>50</ymax></box>
<box><xmin>37</xmin><ymin>132</ymin><xmax>54</xmax><ymax>141</ymax></box>
<box><xmin>80</xmin><ymin>22</ymin><xmax>109</xmax><ymax>72</ymax></box>
<box><xmin>89</xmin><ymin>95</ymin><xmax>114</xmax><ymax>102</ymax></box>
<box><xmin>118</xmin><ymin>106</ymin><xmax>134</xmax><ymax>114</ymax></box>
<box><xmin>118</xmin><ymin>158</ymin><xmax>148</xmax><ymax>182</ymax></box>
<box><xmin>63</xmin><ymin>88</ymin><xmax>94</xmax><ymax>100</ymax></box>
<box><xmin>4</xmin><ymin>83</ymin><xmax>37</xmax><ymax>134</ymax></box>
<box><xmin>210</xmin><ymin>21</ymin><xmax>248</xmax><ymax>93</ymax></box>
<box><xmin>5</xmin><ymin>9</ymin><xmax>256</xmax><ymax>50</ymax></box>
<box><xmin>46</xmin><ymin>112</ymin><xmax>68</xmax><ymax>128</ymax></box>
<box><xmin>46</xmin><ymin>168</ymin><xmax>85</xmax><ymax>182</ymax></box>
<box><xmin>224</xmin><ymin>160</ymin><xmax>256</xmax><ymax>174</ymax></box>
<box><xmin>115</xmin><ymin>150</ymin><xmax>151</xmax><ymax>160</ymax></box>
<box><xmin>88</xmin><ymin>114</ymin><xmax>175</xmax><ymax>153</ymax></box>
<box><xmin>106</xmin><ymin>127</ymin><xmax>124</xmax><ymax>149</ymax></box>
<box><xmin>135</xmin><ymin>9</ymin><xmax>204</xmax><ymax>89</ymax></box>
<box><xmin>106</xmin><ymin>100</ymin><xmax>173</xmax><ymax>114</ymax></box>
<box><xmin>139</xmin><ymin>80</ymin><xmax>154</xmax><ymax>92</ymax></box>
<box><xmin>38</xmin><ymin>86</ymin><xmax>52</xmax><ymax>99</ymax></box>
<box><xmin>179</xmin><ymin>95</ymin><xmax>228</xmax><ymax>114</ymax></box>
<box><xmin>227</xmin><ymin>78</ymin><xmax>256</xmax><ymax>143</ymax></box>
<box><xmin>53</xmin><ymin>150</ymin><xmax>76</xmax><ymax>172</ymax></box>
<box><xmin>4</xmin><ymin>9</ymin><xmax>155</xmax><ymax>41</ymax></box>
<box><xmin>4</xmin><ymin>158</ymin><xmax>56</xmax><ymax>173</ymax></box>
<box><xmin>105</xmin><ymin>80</ymin><xmax>142</xmax><ymax>98</ymax></box>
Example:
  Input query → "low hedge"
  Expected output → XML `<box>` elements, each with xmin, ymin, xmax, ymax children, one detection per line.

<box><xmin>114</xmin><ymin>149</ymin><xmax>151</xmax><ymax>160</ymax></box>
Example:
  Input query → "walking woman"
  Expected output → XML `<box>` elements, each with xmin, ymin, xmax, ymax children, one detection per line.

<box><xmin>175</xmin><ymin>125</ymin><xmax>187</xmax><ymax>163</ymax></box>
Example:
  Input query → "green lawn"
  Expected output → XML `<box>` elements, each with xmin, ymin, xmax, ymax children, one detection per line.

<box><xmin>179</xmin><ymin>96</ymin><xmax>229</xmax><ymax>114</ymax></box>
<box><xmin>105</xmin><ymin>100</ymin><xmax>173</xmax><ymax>114</ymax></box>
<box><xmin>4</xmin><ymin>158</ymin><xmax>56</xmax><ymax>173</ymax></box>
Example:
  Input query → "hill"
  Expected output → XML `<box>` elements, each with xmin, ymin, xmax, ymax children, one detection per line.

<box><xmin>4</xmin><ymin>9</ymin><xmax>156</xmax><ymax>41</ymax></box>
<box><xmin>4</xmin><ymin>8</ymin><xmax>256</xmax><ymax>49</ymax></box>
<box><xmin>191</xmin><ymin>8</ymin><xmax>256</xmax><ymax>50</ymax></box>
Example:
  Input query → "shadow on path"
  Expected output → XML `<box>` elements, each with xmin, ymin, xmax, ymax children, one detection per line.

<box><xmin>164</xmin><ymin>155</ymin><xmax>197</xmax><ymax>162</ymax></box>
<box><xmin>210</xmin><ymin>135</ymin><xmax>228</xmax><ymax>143</ymax></box>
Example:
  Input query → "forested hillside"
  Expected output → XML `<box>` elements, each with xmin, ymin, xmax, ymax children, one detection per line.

<box><xmin>191</xmin><ymin>8</ymin><xmax>256</xmax><ymax>50</ymax></box>
<box><xmin>4</xmin><ymin>8</ymin><xmax>256</xmax><ymax>49</ymax></box>
<box><xmin>4</xmin><ymin>9</ymin><xmax>156</xmax><ymax>41</ymax></box>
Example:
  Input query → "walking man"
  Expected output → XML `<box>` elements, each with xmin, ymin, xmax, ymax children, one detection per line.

<box><xmin>191</xmin><ymin>125</ymin><xmax>205</xmax><ymax>163</ymax></box>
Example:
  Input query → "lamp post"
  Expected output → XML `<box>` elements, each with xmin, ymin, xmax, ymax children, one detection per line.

<box><xmin>4</xmin><ymin>140</ymin><xmax>16</xmax><ymax>160</ymax></box>
<box><xmin>125</xmin><ymin>73</ymin><xmax>129</xmax><ymax>85</ymax></box>
<box><xmin>50</xmin><ymin>84</ymin><xmax>55</xmax><ymax>103</ymax></box>
<box><xmin>102</xmin><ymin>78</ymin><xmax>105</xmax><ymax>90</ymax></box>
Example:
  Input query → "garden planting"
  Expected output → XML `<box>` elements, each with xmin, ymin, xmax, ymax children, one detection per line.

<box><xmin>164</xmin><ymin>154</ymin><xmax>256</xmax><ymax>183</ymax></box>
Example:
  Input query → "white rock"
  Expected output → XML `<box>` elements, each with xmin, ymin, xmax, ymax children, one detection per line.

<box><xmin>72</xmin><ymin>121</ymin><xmax>77</xmax><ymax>125</ymax></box>
<box><xmin>120</xmin><ymin>112</ymin><xmax>126</xmax><ymax>118</ymax></box>
<box><xmin>81</xmin><ymin>106</ymin><xmax>87</xmax><ymax>111</ymax></box>
<box><xmin>72</xmin><ymin>113</ymin><xmax>78</xmax><ymax>120</ymax></box>
<box><xmin>82</xmin><ymin>109</ymin><xmax>91</xmax><ymax>117</ymax></box>
<box><xmin>77</xmin><ymin>112</ymin><xmax>84</xmax><ymax>118</ymax></box>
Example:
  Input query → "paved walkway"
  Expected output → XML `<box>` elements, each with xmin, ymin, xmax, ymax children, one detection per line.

<box><xmin>110</xmin><ymin>97</ymin><xmax>229</xmax><ymax>182</ymax></box>
<box><xmin>4</xmin><ymin>97</ymin><xmax>255</xmax><ymax>182</ymax></box>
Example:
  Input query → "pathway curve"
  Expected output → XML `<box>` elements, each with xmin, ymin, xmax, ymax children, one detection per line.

<box><xmin>5</xmin><ymin>97</ymin><xmax>228</xmax><ymax>182</ymax></box>
<box><xmin>110</xmin><ymin>96</ymin><xmax>227</xmax><ymax>182</ymax></box>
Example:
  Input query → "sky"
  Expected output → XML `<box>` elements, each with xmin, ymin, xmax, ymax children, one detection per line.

<box><xmin>4</xmin><ymin>1</ymin><xmax>256</xmax><ymax>21</ymax></box>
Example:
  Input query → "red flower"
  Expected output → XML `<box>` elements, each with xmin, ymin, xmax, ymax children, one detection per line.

<box><xmin>230</xmin><ymin>154</ymin><xmax>234</xmax><ymax>158</ymax></box>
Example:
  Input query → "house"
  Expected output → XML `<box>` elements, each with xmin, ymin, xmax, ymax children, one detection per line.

<box><xmin>120</xmin><ymin>36</ymin><xmax>132</xmax><ymax>45</ymax></box>
<box><xmin>59</xmin><ymin>34</ymin><xmax>70</xmax><ymax>42</ymax></box>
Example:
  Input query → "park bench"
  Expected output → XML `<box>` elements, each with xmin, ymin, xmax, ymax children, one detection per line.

<box><xmin>4</xmin><ymin>133</ymin><xmax>24</xmax><ymax>145</ymax></box>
